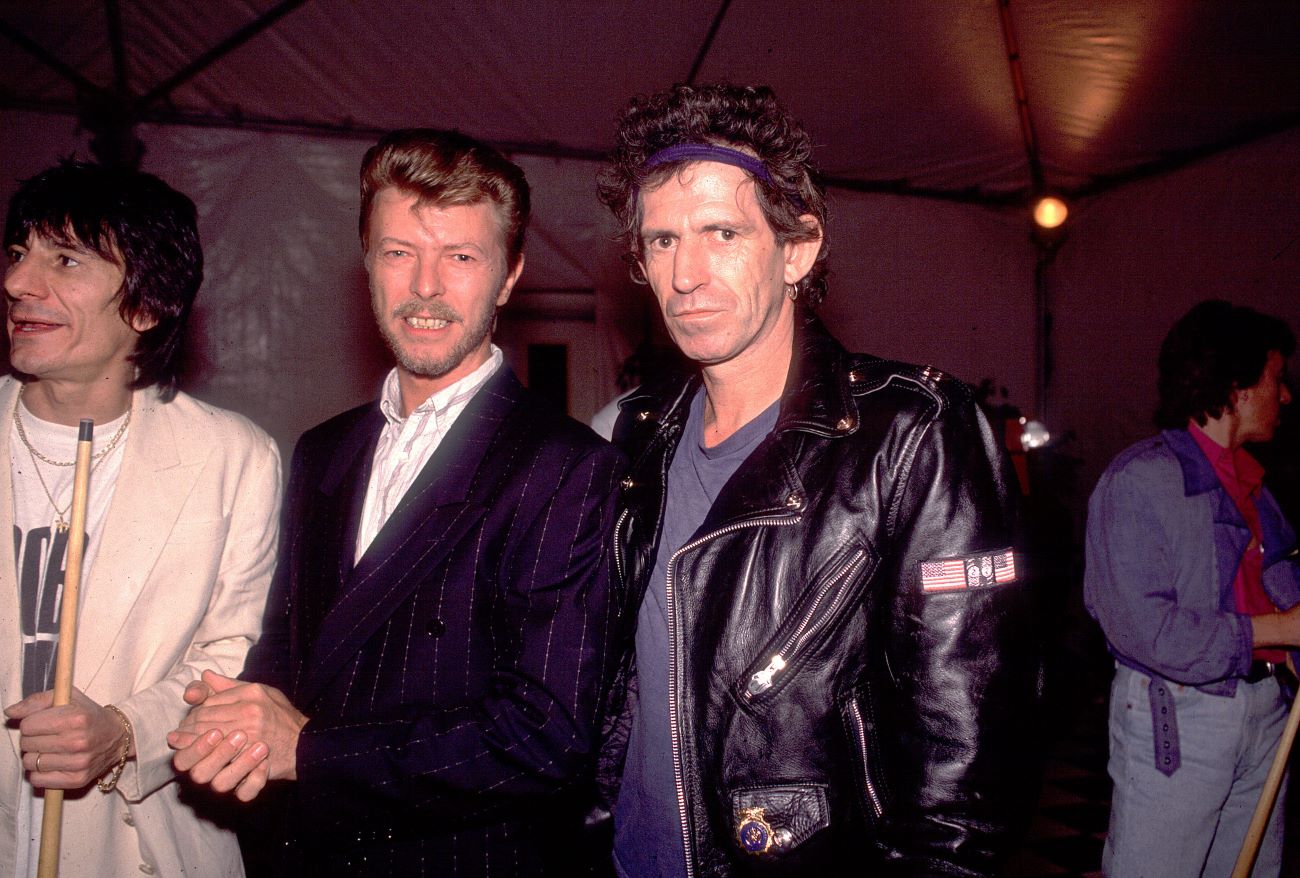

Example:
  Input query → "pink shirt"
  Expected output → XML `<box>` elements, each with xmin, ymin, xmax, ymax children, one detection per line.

<box><xmin>1188</xmin><ymin>422</ymin><xmax>1281</xmax><ymax>662</ymax></box>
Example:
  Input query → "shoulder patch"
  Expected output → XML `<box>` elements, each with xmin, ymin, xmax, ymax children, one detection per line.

<box><xmin>920</xmin><ymin>549</ymin><xmax>1017</xmax><ymax>592</ymax></box>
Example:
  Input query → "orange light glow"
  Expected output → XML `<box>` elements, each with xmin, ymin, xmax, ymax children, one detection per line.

<box><xmin>1033</xmin><ymin>196</ymin><xmax>1068</xmax><ymax>229</ymax></box>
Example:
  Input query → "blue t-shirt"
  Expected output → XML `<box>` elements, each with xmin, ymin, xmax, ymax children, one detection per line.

<box><xmin>613</xmin><ymin>387</ymin><xmax>780</xmax><ymax>877</ymax></box>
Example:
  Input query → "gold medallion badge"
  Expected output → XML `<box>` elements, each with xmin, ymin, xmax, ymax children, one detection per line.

<box><xmin>736</xmin><ymin>807</ymin><xmax>775</xmax><ymax>854</ymax></box>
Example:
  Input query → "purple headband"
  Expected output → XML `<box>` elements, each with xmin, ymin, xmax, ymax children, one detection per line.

<box><xmin>641</xmin><ymin>143</ymin><xmax>809</xmax><ymax>213</ymax></box>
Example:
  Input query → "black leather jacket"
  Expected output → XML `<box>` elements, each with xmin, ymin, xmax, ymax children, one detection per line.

<box><xmin>600</xmin><ymin>316</ymin><xmax>1042</xmax><ymax>877</ymax></box>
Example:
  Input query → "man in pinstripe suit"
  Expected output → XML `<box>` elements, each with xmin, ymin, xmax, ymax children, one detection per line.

<box><xmin>168</xmin><ymin>129</ymin><xmax>626</xmax><ymax>876</ymax></box>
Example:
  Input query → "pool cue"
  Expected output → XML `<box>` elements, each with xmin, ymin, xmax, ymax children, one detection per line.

<box><xmin>1231</xmin><ymin>670</ymin><xmax>1300</xmax><ymax>878</ymax></box>
<box><xmin>36</xmin><ymin>419</ymin><xmax>94</xmax><ymax>878</ymax></box>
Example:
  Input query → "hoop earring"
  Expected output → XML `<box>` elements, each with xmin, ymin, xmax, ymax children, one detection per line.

<box><xmin>786</xmin><ymin>283</ymin><xmax>798</xmax><ymax>302</ymax></box>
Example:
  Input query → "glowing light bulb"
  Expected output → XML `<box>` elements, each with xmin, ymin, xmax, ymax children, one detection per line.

<box><xmin>1033</xmin><ymin>196</ymin><xmax>1068</xmax><ymax>229</ymax></box>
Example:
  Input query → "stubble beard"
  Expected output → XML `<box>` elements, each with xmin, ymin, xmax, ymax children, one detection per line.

<box><xmin>376</xmin><ymin>296</ymin><xmax>497</xmax><ymax>380</ymax></box>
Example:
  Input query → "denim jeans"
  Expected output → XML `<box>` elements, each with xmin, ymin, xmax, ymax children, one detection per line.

<box><xmin>1103</xmin><ymin>664</ymin><xmax>1289</xmax><ymax>877</ymax></box>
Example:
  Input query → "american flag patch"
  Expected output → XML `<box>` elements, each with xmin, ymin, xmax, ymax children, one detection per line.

<box><xmin>920</xmin><ymin>549</ymin><xmax>1017</xmax><ymax>592</ymax></box>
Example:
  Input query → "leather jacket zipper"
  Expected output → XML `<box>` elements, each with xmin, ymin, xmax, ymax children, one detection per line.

<box><xmin>745</xmin><ymin>549</ymin><xmax>869</xmax><ymax>699</ymax></box>
<box><xmin>666</xmin><ymin>514</ymin><xmax>799</xmax><ymax>878</ymax></box>
<box><xmin>613</xmin><ymin>507</ymin><xmax>631</xmax><ymax>589</ymax></box>
<box><xmin>847</xmin><ymin>699</ymin><xmax>884</xmax><ymax>819</ymax></box>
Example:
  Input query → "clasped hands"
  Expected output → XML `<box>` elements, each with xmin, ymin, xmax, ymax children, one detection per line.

<box><xmin>165</xmin><ymin>670</ymin><xmax>307</xmax><ymax>802</ymax></box>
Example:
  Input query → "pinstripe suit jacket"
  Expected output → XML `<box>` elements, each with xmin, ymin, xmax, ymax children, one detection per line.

<box><xmin>244</xmin><ymin>366</ymin><xmax>626</xmax><ymax>876</ymax></box>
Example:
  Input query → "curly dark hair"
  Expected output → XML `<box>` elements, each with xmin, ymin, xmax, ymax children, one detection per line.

<box><xmin>5</xmin><ymin>160</ymin><xmax>202</xmax><ymax>401</ymax></box>
<box><xmin>1155</xmin><ymin>299</ymin><xmax>1295</xmax><ymax>429</ymax></box>
<box><xmin>597</xmin><ymin>84</ymin><xmax>829</xmax><ymax>307</ymax></box>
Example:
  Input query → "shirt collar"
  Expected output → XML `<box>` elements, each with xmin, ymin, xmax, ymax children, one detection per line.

<box><xmin>1236</xmin><ymin>448</ymin><xmax>1265</xmax><ymax>495</ymax></box>
<box><xmin>378</xmin><ymin>345</ymin><xmax>504</xmax><ymax>426</ymax></box>
<box><xmin>1188</xmin><ymin>420</ymin><xmax>1265</xmax><ymax>496</ymax></box>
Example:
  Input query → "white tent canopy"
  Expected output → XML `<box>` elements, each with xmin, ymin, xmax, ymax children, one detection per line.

<box><xmin>2</xmin><ymin>1</ymin><xmax>1297</xmax><ymax>495</ymax></box>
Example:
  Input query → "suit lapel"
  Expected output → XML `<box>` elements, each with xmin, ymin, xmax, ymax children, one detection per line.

<box><xmin>316</xmin><ymin>407</ymin><xmax>384</xmax><ymax>591</ymax></box>
<box><xmin>76</xmin><ymin>389</ymin><xmax>206</xmax><ymax>692</ymax></box>
<box><xmin>0</xmin><ymin>384</ymin><xmax>203</xmax><ymax>785</ymax></box>
<box><xmin>289</xmin><ymin>407</ymin><xmax>381</xmax><ymax>665</ymax></box>
<box><xmin>299</xmin><ymin>369</ymin><xmax>524</xmax><ymax>704</ymax></box>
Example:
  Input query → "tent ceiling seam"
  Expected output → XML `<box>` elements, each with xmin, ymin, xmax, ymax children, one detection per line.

<box><xmin>0</xmin><ymin>18</ymin><xmax>101</xmax><ymax>95</ymax></box>
<box><xmin>686</xmin><ymin>0</ymin><xmax>732</xmax><ymax>85</ymax></box>
<box><xmin>138</xmin><ymin>0</ymin><xmax>314</xmax><ymax>108</ymax></box>
<box><xmin>105</xmin><ymin>0</ymin><xmax>128</xmax><ymax>97</ymax></box>
<box><xmin>996</xmin><ymin>0</ymin><xmax>1045</xmax><ymax>193</ymax></box>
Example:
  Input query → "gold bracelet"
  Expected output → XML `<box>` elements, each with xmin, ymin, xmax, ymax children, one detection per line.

<box><xmin>97</xmin><ymin>704</ymin><xmax>133</xmax><ymax>793</ymax></box>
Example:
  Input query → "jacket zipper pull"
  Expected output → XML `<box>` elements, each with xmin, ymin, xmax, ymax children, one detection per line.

<box><xmin>747</xmin><ymin>654</ymin><xmax>787</xmax><ymax>697</ymax></box>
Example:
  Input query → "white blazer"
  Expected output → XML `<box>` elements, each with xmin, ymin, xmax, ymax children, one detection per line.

<box><xmin>0</xmin><ymin>377</ymin><xmax>281</xmax><ymax>877</ymax></box>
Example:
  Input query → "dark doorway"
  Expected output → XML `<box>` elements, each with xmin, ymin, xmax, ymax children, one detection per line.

<box><xmin>527</xmin><ymin>343</ymin><xmax>569</xmax><ymax>412</ymax></box>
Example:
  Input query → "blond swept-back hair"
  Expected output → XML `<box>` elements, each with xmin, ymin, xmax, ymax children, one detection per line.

<box><xmin>359</xmin><ymin>129</ymin><xmax>530</xmax><ymax>268</ymax></box>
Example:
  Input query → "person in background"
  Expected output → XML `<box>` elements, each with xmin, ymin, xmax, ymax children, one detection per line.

<box><xmin>1086</xmin><ymin>299</ymin><xmax>1299</xmax><ymax>877</ymax></box>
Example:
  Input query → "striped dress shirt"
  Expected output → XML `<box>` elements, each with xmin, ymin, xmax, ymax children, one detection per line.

<box><xmin>355</xmin><ymin>346</ymin><xmax>502</xmax><ymax>562</ymax></box>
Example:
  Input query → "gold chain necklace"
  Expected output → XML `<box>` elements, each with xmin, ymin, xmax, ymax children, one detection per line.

<box><xmin>13</xmin><ymin>394</ymin><xmax>132</xmax><ymax>533</ymax></box>
<box><xmin>26</xmin><ymin>449</ymin><xmax>74</xmax><ymax>533</ymax></box>
<box><xmin>13</xmin><ymin>394</ymin><xmax>132</xmax><ymax>467</ymax></box>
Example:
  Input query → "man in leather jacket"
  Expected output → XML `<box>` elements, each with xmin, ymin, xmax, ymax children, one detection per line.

<box><xmin>593</xmin><ymin>84</ymin><xmax>1042</xmax><ymax>877</ymax></box>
